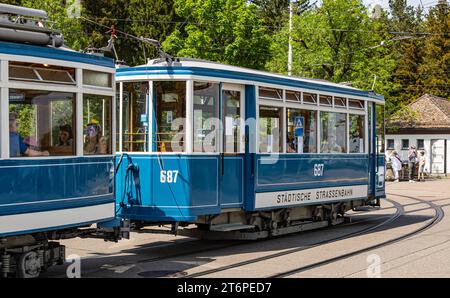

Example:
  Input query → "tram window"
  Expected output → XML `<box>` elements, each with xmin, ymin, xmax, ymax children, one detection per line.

<box><xmin>194</xmin><ymin>82</ymin><xmax>219</xmax><ymax>153</ymax></box>
<box><xmin>376</xmin><ymin>105</ymin><xmax>385</xmax><ymax>154</ymax></box>
<box><xmin>122</xmin><ymin>82</ymin><xmax>149</xmax><ymax>152</ymax></box>
<box><xmin>286</xmin><ymin>90</ymin><xmax>301</xmax><ymax>102</ymax></box>
<box><xmin>223</xmin><ymin>89</ymin><xmax>242</xmax><ymax>153</ymax></box>
<box><xmin>319</xmin><ymin>95</ymin><xmax>332</xmax><ymax>106</ymax></box>
<box><xmin>9</xmin><ymin>62</ymin><xmax>75</xmax><ymax>84</ymax></box>
<box><xmin>83</xmin><ymin>70</ymin><xmax>112</xmax><ymax>88</ymax></box>
<box><xmin>259</xmin><ymin>87</ymin><xmax>282</xmax><ymax>100</ymax></box>
<box><xmin>334</xmin><ymin>97</ymin><xmax>347</xmax><ymax>108</ymax></box>
<box><xmin>303</xmin><ymin>93</ymin><xmax>317</xmax><ymax>105</ymax></box>
<box><xmin>259</xmin><ymin>106</ymin><xmax>282</xmax><ymax>153</ymax></box>
<box><xmin>83</xmin><ymin>95</ymin><xmax>112</xmax><ymax>155</ymax></box>
<box><xmin>9</xmin><ymin>89</ymin><xmax>75</xmax><ymax>157</ymax></box>
<box><xmin>154</xmin><ymin>81</ymin><xmax>186</xmax><ymax>152</ymax></box>
<box><xmin>286</xmin><ymin>108</ymin><xmax>317</xmax><ymax>153</ymax></box>
<box><xmin>349</xmin><ymin>114</ymin><xmax>365</xmax><ymax>153</ymax></box>
<box><xmin>348</xmin><ymin>99</ymin><xmax>364</xmax><ymax>110</ymax></box>
<box><xmin>320</xmin><ymin>112</ymin><xmax>347</xmax><ymax>154</ymax></box>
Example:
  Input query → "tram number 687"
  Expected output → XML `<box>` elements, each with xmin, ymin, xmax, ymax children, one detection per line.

<box><xmin>160</xmin><ymin>170</ymin><xmax>179</xmax><ymax>183</ymax></box>
<box><xmin>313</xmin><ymin>164</ymin><xmax>324</xmax><ymax>176</ymax></box>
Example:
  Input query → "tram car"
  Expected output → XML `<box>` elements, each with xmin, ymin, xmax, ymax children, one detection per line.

<box><xmin>0</xmin><ymin>4</ymin><xmax>125</xmax><ymax>277</ymax></box>
<box><xmin>115</xmin><ymin>57</ymin><xmax>386</xmax><ymax>239</ymax></box>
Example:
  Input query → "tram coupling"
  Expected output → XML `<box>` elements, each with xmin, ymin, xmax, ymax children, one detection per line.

<box><xmin>80</xmin><ymin>219</ymin><xmax>131</xmax><ymax>242</ymax></box>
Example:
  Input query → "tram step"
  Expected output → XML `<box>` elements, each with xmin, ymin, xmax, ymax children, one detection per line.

<box><xmin>209</xmin><ymin>223</ymin><xmax>256</xmax><ymax>232</ymax></box>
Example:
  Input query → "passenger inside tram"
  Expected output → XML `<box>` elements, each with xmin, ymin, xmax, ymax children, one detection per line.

<box><xmin>51</xmin><ymin>124</ymin><xmax>73</xmax><ymax>155</ymax></box>
<box><xmin>9</xmin><ymin>113</ymin><xmax>49</xmax><ymax>157</ymax></box>
<box><xmin>321</xmin><ymin>135</ymin><xmax>343</xmax><ymax>153</ymax></box>
<box><xmin>83</xmin><ymin>122</ymin><xmax>108</xmax><ymax>155</ymax></box>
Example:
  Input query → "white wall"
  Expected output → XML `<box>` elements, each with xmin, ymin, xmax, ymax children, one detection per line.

<box><xmin>385</xmin><ymin>134</ymin><xmax>450</xmax><ymax>175</ymax></box>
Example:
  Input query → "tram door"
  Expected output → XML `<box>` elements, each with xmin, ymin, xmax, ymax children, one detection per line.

<box><xmin>220</xmin><ymin>85</ymin><xmax>245</xmax><ymax>208</ymax></box>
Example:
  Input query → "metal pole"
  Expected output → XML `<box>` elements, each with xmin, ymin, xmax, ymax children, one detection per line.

<box><xmin>288</xmin><ymin>0</ymin><xmax>293</xmax><ymax>76</ymax></box>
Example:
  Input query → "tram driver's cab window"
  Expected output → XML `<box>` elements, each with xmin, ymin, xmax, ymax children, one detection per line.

<box><xmin>259</xmin><ymin>106</ymin><xmax>282</xmax><ymax>153</ymax></box>
<box><xmin>320</xmin><ymin>112</ymin><xmax>347</xmax><ymax>153</ymax></box>
<box><xmin>9</xmin><ymin>89</ymin><xmax>75</xmax><ymax>157</ymax></box>
<box><xmin>349</xmin><ymin>114</ymin><xmax>365</xmax><ymax>153</ymax></box>
<box><xmin>83</xmin><ymin>95</ymin><xmax>112</xmax><ymax>155</ymax></box>
<box><xmin>154</xmin><ymin>81</ymin><xmax>186</xmax><ymax>152</ymax></box>
<box><xmin>194</xmin><ymin>82</ymin><xmax>219</xmax><ymax>153</ymax></box>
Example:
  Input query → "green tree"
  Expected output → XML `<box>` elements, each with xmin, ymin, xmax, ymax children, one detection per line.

<box><xmin>386</xmin><ymin>0</ymin><xmax>426</xmax><ymax>111</ymax></box>
<box><xmin>250</xmin><ymin>0</ymin><xmax>312</xmax><ymax>33</ymax></box>
<box><xmin>418</xmin><ymin>1</ymin><xmax>450</xmax><ymax>99</ymax></box>
<box><xmin>162</xmin><ymin>0</ymin><xmax>272</xmax><ymax>69</ymax></box>
<box><xmin>266</xmin><ymin>0</ymin><xmax>396</xmax><ymax>91</ymax></box>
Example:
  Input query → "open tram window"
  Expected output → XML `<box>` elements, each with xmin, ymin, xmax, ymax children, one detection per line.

<box><xmin>286</xmin><ymin>108</ymin><xmax>317</xmax><ymax>153</ymax></box>
<box><xmin>319</xmin><ymin>95</ymin><xmax>332</xmax><ymax>106</ymax></box>
<box><xmin>154</xmin><ymin>81</ymin><xmax>186</xmax><ymax>152</ymax></box>
<box><xmin>83</xmin><ymin>95</ymin><xmax>112</xmax><ymax>155</ymax></box>
<box><xmin>259</xmin><ymin>106</ymin><xmax>282</xmax><ymax>153</ymax></box>
<box><xmin>122</xmin><ymin>82</ymin><xmax>149</xmax><ymax>152</ymax></box>
<box><xmin>303</xmin><ymin>92</ymin><xmax>317</xmax><ymax>105</ymax></box>
<box><xmin>334</xmin><ymin>97</ymin><xmax>347</xmax><ymax>108</ymax></box>
<box><xmin>349</xmin><ymin>114</ymin><xmax>365</xmax><ymax>153</ymax></box>
<box><xmin>349</xmin><ymin>99</ymin><xmax>364</xmax><ymax>110</ymax></box>
<box><xmin>286</xmin><ymin>90</ymin><xmax>301</xmax><ymax>102</ymax></box>
<box><xmin>9</xmin><ymin>89</ymin><xmax>75</xmax><ymax>157</ymax></box>
<box><xmin>259</xmin><ymin>87</ymin><xmax>282</xmax><ymax>100</ymax></box>
<box><xmin>9</xmin><ymin>62</ymin><xmax>76</xmax><ymax>85</ymax></box>
<box><xmin>320</xmin><ymin>112</ymin><xmax>347</xmax><ymax>153</ymax></box>
<box><xmin>194</xmin><ymin>82</ymin><xmax>219</xmax><ymax>153</ymax></box>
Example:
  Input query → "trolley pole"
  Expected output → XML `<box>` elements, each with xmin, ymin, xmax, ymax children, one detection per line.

<box><xmin>288</xmin><ymin>0</ymin><xmax>293</xmax><ymax>76</ymax></box>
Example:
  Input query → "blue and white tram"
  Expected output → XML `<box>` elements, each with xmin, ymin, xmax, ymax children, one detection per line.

<box><xmin>0</xmin><ymin>4</ymin><xmax>123</xmax><ymax>277</ymax></box>
<box><xmin>115</xmin><ymin>58</ymin><xmax>386</xmax><ymax>239</ymax></box>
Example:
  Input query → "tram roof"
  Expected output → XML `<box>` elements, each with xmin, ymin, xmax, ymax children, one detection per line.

<box><xmin>0</xmin><ymin>41</ymin><xmax>115</xmax><ymax>68</ymax></box>
<box><xmin>116</xmin><ymin>58</ymin><xmax>384</xmax><ymax>102</ymax></box>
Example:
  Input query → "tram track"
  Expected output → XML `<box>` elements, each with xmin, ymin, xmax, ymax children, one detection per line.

<box><xmin>267</xmin><ymin>193</ymin><xmax>444</xmax><ymax>278</ymax></box>
<box><xmin>182</xmin><ymin>199</ymin><xmax>404</xmax><ymax>278</ymax></box>
<box><xmin>66</xmin><ymin>200</ymin><xmax>401</xmax><ymax>277</ymax></box>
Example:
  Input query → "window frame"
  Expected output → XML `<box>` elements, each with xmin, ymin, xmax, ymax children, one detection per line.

<box><xmin>387</xmin><ymin>139</ymin><xmax>395</xmax><ymax>150</ymax></box>
<box><xmin>401</xmin><ymin>139</ymin><xmax>410</xmax><ymax>150</ymax></box>
<box><xmin>256</xmin><ymin>85</ymin><xmax>369</xmax><ymax>155</ymax></box>
<box><xmin>0</xmin><ymin>60</ymin><xmax>115</xmax><ymax>159</ymax></box>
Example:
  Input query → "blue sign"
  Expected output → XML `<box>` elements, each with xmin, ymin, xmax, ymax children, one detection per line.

<box><xmin>294</xmin><ymin>116</ymin><xmax>304</xmax><ymax>137</ymax></box>
<box><xmin>141</xmin><ymin>114</ymin><xmax>148</xmax><ymax>127</ymax></box>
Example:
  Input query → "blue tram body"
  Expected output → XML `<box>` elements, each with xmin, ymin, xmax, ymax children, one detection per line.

<box><xmin>0</xmin><ymin>4</ymin><xmax>121</xmax><ymax>277</ymax></box>
<box><xmin>115</xmin><ymin>59</ymin><xmax>386</xmax><ymax>238</ymax></box>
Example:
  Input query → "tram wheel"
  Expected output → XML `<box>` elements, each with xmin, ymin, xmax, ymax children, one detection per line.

<box><xmin>17</xmin><ymin>251</ymin><xmax>41</xmax><ymax>278</ymax></box>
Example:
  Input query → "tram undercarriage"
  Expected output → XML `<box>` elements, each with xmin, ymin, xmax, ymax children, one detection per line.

<box><xmin>131</xmin><ymin>199</ymin><xmax>379</xmax><ymax>240</ymax></box>
<box><xmin>0</xmin><ymin>223</ymin><xmax>130</xmax><ymax>278</ymax></box>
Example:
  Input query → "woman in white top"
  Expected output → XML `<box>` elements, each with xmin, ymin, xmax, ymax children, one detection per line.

<box><xmin>390</xmin><ymin>150</ymin><xmax>402</xmax><ymax>182</ymax></box>
<box><xmin>418</xmin><ymin>151</ymin><xmax>426</xmax><ymax>181</ymax></box>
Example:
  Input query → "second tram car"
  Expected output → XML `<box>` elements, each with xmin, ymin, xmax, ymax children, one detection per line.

<box><xmin>115</xmin><ymin>58</ymin><xmax>386</xmax><ymax>239</ymax></box>
<box><xmin>0</xmin><ymin>4</ymin><xmax>125</xmax><ymax>277</ymax></box>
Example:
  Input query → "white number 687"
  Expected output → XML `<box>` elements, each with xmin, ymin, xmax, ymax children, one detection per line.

<box><xmin>160</xmin><ymin>170</ymin><xmax>179</xmax><ymax>183</ymax></box>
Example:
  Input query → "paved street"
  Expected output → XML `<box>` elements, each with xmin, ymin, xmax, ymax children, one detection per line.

<box><xmin>43</xmin><ymin>178</ymin><xmax>450</xmax><ymax>278</ymax></box>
